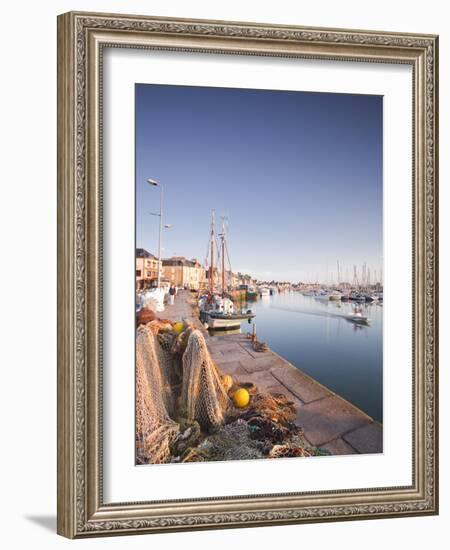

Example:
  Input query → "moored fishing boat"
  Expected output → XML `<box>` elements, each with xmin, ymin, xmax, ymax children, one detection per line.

<box><xmin>302</xmin><ymin>289</ymin><xmax>317</xmax><ymax>297</ymax></box>
<box><xmin>205</xmin><ymin>310</ymin><xmax>255</xmax><ymax>329</ymax></box>
<box><xmin>314</xmin><ymin>289</ymin><xmax>342</xmax><ymax>301</ymax></box>
<box><xmin>349</xmin><ymin>291</ymin><xmax>366</xmax><ymax>302</ymax></box>
<box><xmin>199</xmin><ymin>212</ymin><xmax>255</xmax><ymax>330</ymax></box>
<box><xmin>199</xmin><ymin>294</ymin><xmax>255</xmax><ymax>329</ymax></box>
<box><xmin>246</xmin><ymin>286</ymin><xmax>258</xmax><ymax>300</ymax></box>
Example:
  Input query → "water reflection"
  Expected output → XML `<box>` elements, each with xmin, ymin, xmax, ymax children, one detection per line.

<box><xmin>214</xmin><ymin>291</ymin><xmax>383</xmax><ymax>422</ymax></box>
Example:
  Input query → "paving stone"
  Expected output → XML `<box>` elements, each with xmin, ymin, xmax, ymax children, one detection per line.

<box><xmin>244</xmin><ymin>347</ymin><xmax>272</xmax><ymax>359</ymax></box>
<box><xmin>208</xmin><ymin>344</ymin><xmax>248</xmax><ymax>358</ymax></box>
<box><xmin>343</xmin><ymin>422</ymin><xmax>383</xmax><ymax>454</ymax></box>
<box><xmin>237</xmin><ymin>346</ymin><xmax>255</xmax><ymax>358</ymax></box>
<box><xmin>239</xmin><ymin>355</ymin><xmax>286</xmax><ymax>374</ymax></box>
<box><xmin>271</xmin><ymin>366</ymin><xmax>331</xmax><ymax>403</ymax></box>
<box><xmin>216</xmin><ymin>361</ymin><xmax>248</xmax><ymax>376</ymax></box>
<box><xmin>239</xmin><ymin>339</ymin><xmax>258</xmax><ymax>357</ymax></box>
<box><xmin>295</xmin><ymin>395</ymin><xmax>372</xmax><ymax>446</ymax></box>
<box><xmin>162</xmin><ymin>292</ymin><xmax>193</xmax><ymax>321</ymax></box>
<box><xmin>211</xmin><ymin>348</ymin><xmax>245</xmax><ymax>363</ymax></box>
<box><xmin>238</xmin><ymin>341</ymin><xmax>254</xmax><ymax>351</ymax></box>
<box><xmin>222</xmin><ymin>334</ymin><xmax>247</xmax><ymax>343</ymax></box>
<box><xmin>321</xmin><ymin>438</ymin><xmax>357</xmax><ymax>455</ymax></box>
<box><xmin>234</xmin><ymin>370</ymin><xmax>279</xmax><ymax>392</ymax></box>
<box><xmin>225</xmin><ymin>352</ymin><xmax>253</xmax><ymax>365</ymax></box>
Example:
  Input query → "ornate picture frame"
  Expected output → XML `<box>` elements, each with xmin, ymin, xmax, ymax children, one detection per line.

<box><xmin>57</xmin><ymin>11</ymin><xmax>438</xmax><ymax>538</ymax></box>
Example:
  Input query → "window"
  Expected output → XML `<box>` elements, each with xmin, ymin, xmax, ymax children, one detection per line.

<box><xmin>136</xmin><ymin>270</ymin><xmax>141</xmax><ymax>277</ymax></box>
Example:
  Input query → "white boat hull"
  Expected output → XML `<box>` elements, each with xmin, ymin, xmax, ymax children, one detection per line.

<box><xmin>345</xmin><ymin>314</ymin><xmax>370</xmax><ymax>325</ymax></box>
<box><xmin>206</xmin><ymin>316</ymin><xmax>243</xmax><ymax>329</ymax></box>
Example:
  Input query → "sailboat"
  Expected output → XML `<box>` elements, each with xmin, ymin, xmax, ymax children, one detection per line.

<box><xmin>199</xmin><ymin>212</ymin><xmax>255</xmax><ymax>330</ymax></box>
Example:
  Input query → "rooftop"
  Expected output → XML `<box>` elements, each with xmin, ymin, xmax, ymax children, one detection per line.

<box><xmin>136</xmin><ymin>248</ymin><xmax>158</xmax><ymax>260</ymax></box>
<box><xmin>163</xmin><ymin>256</ymin><xmax>199</xmax><ymax>267</ymax></box>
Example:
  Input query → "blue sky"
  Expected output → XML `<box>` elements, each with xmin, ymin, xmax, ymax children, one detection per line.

<box><xmin>136</xmin><ymin>84</ymin><xmax>383</xmax><ymax>283</ymax></box>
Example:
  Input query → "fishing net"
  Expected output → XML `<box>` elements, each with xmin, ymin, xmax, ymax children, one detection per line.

<box><xmin>231</xmin><ymin>392</ymin><xmax>298</xmax><ymax>425</ymax></box>
<box><xmin>135</xmin><ymin>325</ymin><xmax>179</xmax><ymax>464</ymax></box>
<box><xmin>183</xmin><ymin>419</ymin><xmax>264</xmax><ymax>462</ymax></box>
<box><xmin>180</xmin><ymin>418</ymin><xmax>324</xmax><ymax>463</ymax></box>
<box><xmin>136</xmin><ymin>325</ymin><xmax>230</xmax><ymax>463</ymax></box>
<box><xmin>268</xmin><ymin>442</ymin><xmax>314</xmax><ymax>459</ymax></box>
<box><xmin>180</xmin><ymin>329</ymin><xmax>231</xmax><ymax>432</ymax></box>
<box><xmin>136</xmin><ymin>322</ymin><xmax>322</xmax><ymax>464</ymax></box>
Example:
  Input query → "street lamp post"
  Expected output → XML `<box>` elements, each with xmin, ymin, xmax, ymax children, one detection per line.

<box><xmin>147</xmin><ymin>178</ymin><xmax>164</xmax><ymax>289</ymax></box>
<box><xmin>147</xmin><ymin>179</ymin><xmax>173</xmax><ymax>289</ymax></box>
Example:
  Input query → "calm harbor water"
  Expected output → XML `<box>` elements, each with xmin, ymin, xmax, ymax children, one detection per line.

<box><xmin>220</xmin><ymin>292</ymin><xmax>383</xmax><ymax>423</ymax></box>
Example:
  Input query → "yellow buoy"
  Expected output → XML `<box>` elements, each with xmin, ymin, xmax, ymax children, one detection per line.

<box><xmin>232</xmin><ymin>388</ymin><xmax>250</xmax><ymax>408</ymax></box>
<box><xmin>172</xmin><ymin>321</ymin><xmax>184</xmax><ymax>334</ymax></box>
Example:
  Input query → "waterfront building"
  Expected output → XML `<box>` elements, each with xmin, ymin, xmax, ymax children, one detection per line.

<box><xmin>236</xmin><ymin>272</ymin><xmax>255</xmax><ymax>288</ymax></box>
<box><xmin>229</xmin><ymin>271</ymin><xmax>241</xmax><ymax>289</ymax></box>
<box><xmin>136</xmin><ymin>248</ymin><xmax>161</xmax><ymax>290</ymax></box>
<box><xmin>162</xmin><ymin>256</ymin><xmax>206</xmax><ymax>290</ymax></box>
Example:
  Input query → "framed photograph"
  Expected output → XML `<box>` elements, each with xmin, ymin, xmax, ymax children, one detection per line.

<box><xmin>57</xmin><ymin>11</ymin><xmax>439</xmax><ymax>538</ymax></box>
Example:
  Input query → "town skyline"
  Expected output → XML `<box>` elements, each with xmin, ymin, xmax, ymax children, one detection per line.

<box><xmin>136</xmin><ymin>246</ymin><xmax>382</xmax><ymax>287</ymax></box>
<box><xmin>136</xmin><ymin>84</ymin><xmax>383</xmax><ymax>282</ymax></box>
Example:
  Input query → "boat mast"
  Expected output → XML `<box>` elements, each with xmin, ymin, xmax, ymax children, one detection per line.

<box><xmin>221</xmin><ymin>217</ymin><xmax>226</xmax><ymax>296</ymax></box>
<box><xmin>210</xmin><ymin>210</ymin><xmax>215</xmax><ymax>293</ymax></box>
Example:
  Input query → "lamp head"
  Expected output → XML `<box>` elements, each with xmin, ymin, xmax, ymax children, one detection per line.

<box><xmin>147</xmin><ymin>178</ymin><xmax>159</xmax><ymax>186</ymax></box>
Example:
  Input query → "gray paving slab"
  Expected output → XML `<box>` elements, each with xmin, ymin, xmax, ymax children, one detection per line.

<box><xmin>321</xmin><ymin>438</ymin><xmax>358</xmax><ymax>455</ymax></box>
<box><xmin>295</xmin><ymin>395</ymin><xmax>372</xmax><ymax>446</ymax></box>
<box><xmin>234</xmin><ymin>370</ymin><xmax>280</xmax><ymax>393</ymax></box>
<box><xmin>271</xmin><ymin>366</ymin><xmax>331</xmax><ymax>403</ymax></box>
<box><xmin>243</xmin><ymin>347</ymin><xmax>272</xmax><ymax>359</ymax></box>
<box><xmin>162</xmin><ymin>291</ymin><xmax>193</xmax><ymax>321</ymax></box>
<box><xmin>214</xmin><ymin>346</ymin><xmax>249</xmax><ymax>358</ymax></box>
<box><xmin>216</xmin><ymin>361</ymin><xmax>248</xmax><ymax>376</ymax></box>
<box><xmin>343</xmin><ymin>422</ymin><xmax>383</xmax><ymax>454</ymax></box>
<box><xmin>239</xmin><ymin>354</ymin><xmax>286</xmax><ymax>373</ymax></box>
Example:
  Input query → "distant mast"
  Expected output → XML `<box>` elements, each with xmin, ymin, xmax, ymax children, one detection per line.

<box><xmin>221</xmin><ymin>217</ymin><xmax>226</xmax><ymax>296</ymax></box>
<box><xmin>210</xmin><ymin>210</ymin><xmax>215</xmax><ymax>293</ymax></box>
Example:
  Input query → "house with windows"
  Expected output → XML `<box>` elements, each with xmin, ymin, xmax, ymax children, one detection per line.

<box><xmin>135</xmin><ymin>248</ymin><xmax>161</xmax><ymax>289</ymax></box>
<box><xmin>162</xmin><ymin>256</ymin><xmax>206</xmax><ymax>290</ymax></box>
